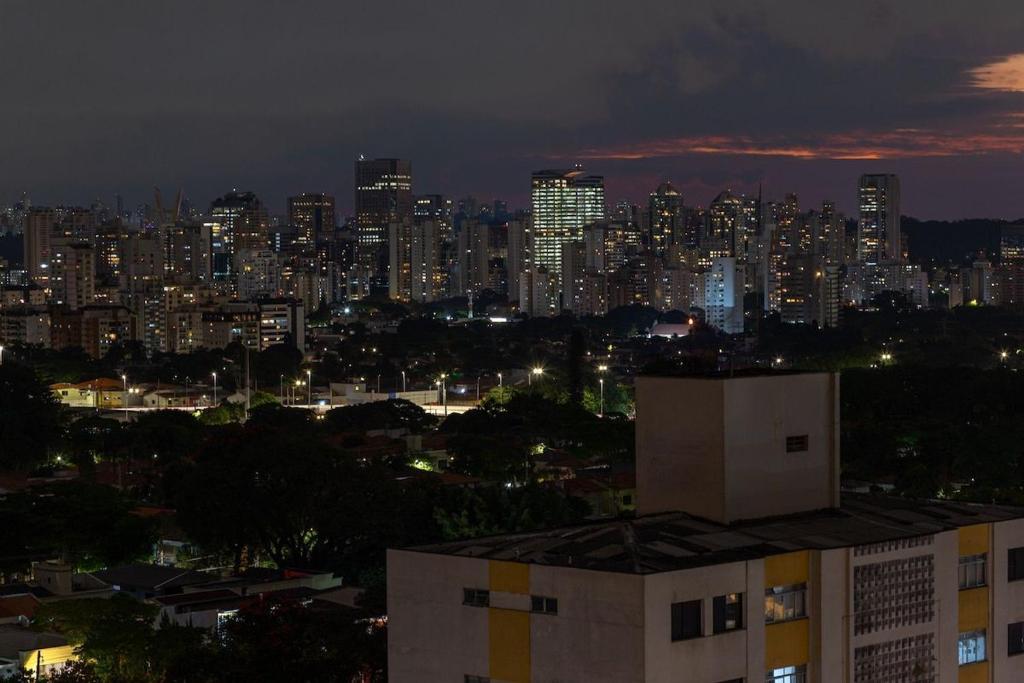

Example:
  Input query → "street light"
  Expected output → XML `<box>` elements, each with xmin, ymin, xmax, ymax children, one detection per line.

<box><xmin>401</xmin><ymin>370</ymin><xmax>407</xmax><ymax>392</ymax></box>
<box><xmin>1000</xmin><ymin>350</ymin><xmax>1009</xmax><ymax>362</ymax></box>
<box><xmin>121</xmin><ymin>374</ymin><xmax>128</xmax><ymax>419</ymax></box>
<box><xmin>211</xmin><ymin>372</ymin><xmax>218</xmax><ymax>407</ymax></box>
<box><xmin>599</xmin><ymin>377</ymin><xmax>605</xmax><ymax>418</ymax></box>
<box><xmin>497</xmin><ymin>372</ymin><xmax>502</xmax><ymax>387</ymax></box>
<box><xmin>307</xmin><ymin>369</ymin><xmax>312</xmax><ymax>407</ymax></box>
<box><xmin>529</xmin><ymin>367</ymin><xmax>543</xmax><ymax>386</ymax></box>
<box><xmin>439</xmin><ymin>374</ymin><xmax>447</xmax><ymax>415</ymax></box>
<box><xmin>0</xmin><ymin>344</ymin><xmax>4</xmax><ymax>365</ymax></box>
<box><xmin>280</xmin><ymin>374</ymin><xmax>285</xmax><ymax>405</ymax></box>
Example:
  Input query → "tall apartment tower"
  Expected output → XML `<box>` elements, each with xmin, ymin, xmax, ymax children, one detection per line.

<box><xmin>530</xmin><ymin>167</ymin><xmax>605</xmax><ymax>283</ymax></box>
<box><xmin>857</xmin><ymin>174</ymin><xmax>901</xmax><ymax>265</ymax></box>
<box><xmin>23</xmin><ymin>207</ymin><xmax>56</xmax><ymax>286</ymax></box>
<box><xmin>288</xmin><ymin>193</ymin><xmax>336</xmax><ymax>247</ymax></box>
<box><xmin>355</xmin><ymin>158</ymin><xmax>413</xmax><ymax>293</ymax></box>
<box><xmin>647</xmin><ymin>181</ymin><xmax>683</xmax><ymax>256</ymax></box>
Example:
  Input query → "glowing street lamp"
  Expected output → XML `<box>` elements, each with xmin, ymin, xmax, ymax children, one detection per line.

<box><xmin>307</xmin><ymin>369</ymin><xmax>312</xmax><ymax>407</ymax></box>
<box><xmin>211</xmin><ymin>372</ymin><xmax>218</xmax><ymax>407</ymax></box>
<box><xmin>497</xmin><ymin>372</ymin><xmax>502</xmax><ymax>387</ymax></box>
<box><xmin>599</xmin><ymin>377</ymin><xmax>605</xmax><ymax>418</ymax></box>
<box><xmin>529</xmin><ymin>367</ymin><xmax>544</xmax><ymax>386</ymax></box>
<box><xmin>122</xmin><ymin>374</ymin><xmax>128</xmax><ymax>419</ymax></box>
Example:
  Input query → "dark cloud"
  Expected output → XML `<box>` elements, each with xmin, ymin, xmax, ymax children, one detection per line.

<box><xmin>2</xmin><ymin>0</ymin><xmax>1024</xmax><ymax>218</ymax></box>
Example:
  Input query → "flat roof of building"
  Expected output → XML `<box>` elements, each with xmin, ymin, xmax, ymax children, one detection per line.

<box><xmin>406</xmin><ymin>493</ymin><xmax>1024</xmax><ymax>575</ymax></box>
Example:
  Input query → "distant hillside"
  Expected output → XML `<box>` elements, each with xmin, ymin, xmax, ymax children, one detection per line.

<box><xmin>902</xmin><ymin>217</ymin><xmax>1014</xmax><ymax>266</ymax></box>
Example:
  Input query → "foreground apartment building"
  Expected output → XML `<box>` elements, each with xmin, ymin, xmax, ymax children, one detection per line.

<box><xmin>388</xmin><ymin>372</ymin><xmax>1024</xmax><ymax>682</ymax></box>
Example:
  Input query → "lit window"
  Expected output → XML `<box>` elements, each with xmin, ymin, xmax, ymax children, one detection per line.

<box><xmin>713</xmin><ymin>593</ymin><xmax>743</xmax><ymax>633</ymax></box>
<box><xmin>765</xmin><ymin>584</ymin><xmax>807</xmax><ymax>624</ymax></box>
<box><xmin>958</xmin><ymin>630</ymin><xmax>986</xmax><ymax>665</ymax></box>
<box><xmin>766</xmin><ymin>665</ymin><xmax>806</xmax><ymax>683</ymax></box>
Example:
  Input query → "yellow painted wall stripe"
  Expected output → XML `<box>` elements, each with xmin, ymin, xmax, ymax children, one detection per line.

<box><xmin>764</xmin><ymin>550</ymin><xmax>809</xmax><ymax>587</ymax></box>
<box><xmin>958</xmin><ymin>587</ymin><xmax>989</xmax><ymax>632</ymax></box>
<box><xmin>765</xmin><ymin>619</ymin><xmax>809</xmax><ymax>672</ymax></box>
<box><xmin>959</xmin><ymin>524</ymin><xmax>990</xmax><ymax>556</ymax></box>
<box><xmin>489</xmin><ymin>608</ymin><xmax>530</xmax><ymax>683</ymax></box>
<box><xmin>958</xmin><ymin>660</ymin><xmax>989</xmax><ymax>683</ymax></box>
<box><xmin>489</xmin><ymin>560</ymin><xmax>530</xmax><ymax>594</ymax></box>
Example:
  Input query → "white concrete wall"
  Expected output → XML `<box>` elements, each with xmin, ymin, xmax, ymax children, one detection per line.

<box><xmin>635</xmin><ymin>373</ymin><xmax>839</xmax><ymax>523</ymax></box>
<box><xmin>721</xmin><ymin>373</ymin><xmax>839</xmax><ymax>521</ymax></box>
<box><xmin>635</xmin><ymin>377</ymin><xmax>725</xmax><ymax>519</ymax></box>
<box><xmin>993</xmin><ymin>518</ymin><xmax>1024</xmax><ymax>680</ymax></box>
<box><xmin>530</xmin><ymin>565</ymin><xmax>646</xmax><ymax>683</ymax></box>
<box><xmin>387</xmin><ymin>549</ymin><xmax>490</xmax><ymax>683</ymax></box>
<box><xmin>642</xmin><ymin>561</ymin><xmax>762</xmax><ymax>683</ymax></box>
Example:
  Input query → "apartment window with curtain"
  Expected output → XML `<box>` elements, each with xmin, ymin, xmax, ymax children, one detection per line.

<box><xmin>765</xmin><ymin>583</ymin><xmax>807</xmax><ymax>623</ymax></box>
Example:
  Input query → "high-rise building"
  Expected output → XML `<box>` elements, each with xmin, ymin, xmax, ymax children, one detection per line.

<box><xmin>355</xmin><ymin>158</ymin><xmax>413</xmax><ymax>292</ymax></box>
<box><xmin>164</xmin><ymin>224</ymin><xmax>212</xmax><ymax>283</ymax></box>
<box><xmin>388</xmin><ymin>372</ymin><xmax>1024</xmax><ymax>683</ymax></box>
<box><xmin>507</xmin><ymin>217</ymin><xmax>532</xmax><ymax>304</ymax></box>
<box><xmin>703</xmin><ymin>257</ymin><xmax>744</xmax><ymax>334</ymax></box>
<box><xmin>647</xmin><ymin>181</ymin><xmax>682</xmax><ymax>255</ymax></box>
<box><xmin>288</xmin><ymin>193</ymin><xmax>336</xmax><ymax>247</ymax></box>
<box><xmin>23</xmin><ymin>207</ymin><xmax>56</xmax><ymax>286</ymax></box>
<box><xmin>857</xmin><ymin>174</ymin><xmax>901</xmax><ymax>265</ymax></box>
<box><xmin>456</xmin><ymin>219</ymin><xmax>491</xmax><ymax>297</ymax></box>
<box><xmin>49</xmin><ymin>241</ymin><xmax>95</xmax><ymax>310</ymax></box>
<box><xmin>530</xmin><ymin>167</ymin><xmax>605</xmax><ymax>283</ymax></box>
<box><xmin>560</xmin><ymin>242</ymin><xmax>587</xmax><ymax>314</ymax></box>
<box><xmin>778</xmin><ymin>254</ymin><xmax>839</xmax><ymax>327</ymax></box>
<box><xmin>210</xmin><ymin>191</ymin><xmax>269</xmax><ymax>274</ymax></box>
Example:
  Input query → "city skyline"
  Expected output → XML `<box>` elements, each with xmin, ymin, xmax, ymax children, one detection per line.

<box><xmin>5</xmin><ymin>2</ymin><xmax>1024</xmax><ymax>219</ymax></box>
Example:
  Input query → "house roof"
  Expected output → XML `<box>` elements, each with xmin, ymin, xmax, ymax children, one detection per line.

<box><xmin>408</xmin><ymin>492</ymin><xmax>1024</xmax><ymax>575</ymax></box>
<box><xmin>91</xmin><ymin>565</ymin><xmax>212</xmax><ymax>592</ymax></box>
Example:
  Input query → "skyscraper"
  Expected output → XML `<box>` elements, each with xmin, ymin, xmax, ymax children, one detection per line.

<box><xmin>647</xmin><ymin>181</ymin><xmax>682</xmax><ymax>255</ymax></box>
<box><xmin>23</xmin><ymin>207</ymin><xmax>56</xmax><ymax>287</ymax></box>
<box><xmin>857</xmin><ymin>174</ymin><xmax>901</xmax><ymax>265</ymax></box>
<box><xmin>355</xmin><ymin>158</ymin><xmax>413</xmax><ymax>293</ymax></box>
<box><xmin>530</xmin><ymin>167</ymin><xmax>605</xmax><ymax>278</ymax></box>
<box><xmin>210</xmin><ymin>191</ymin><xmax>269</xmax><ymax>277</ymax></box>
<box><xmin>288</xmin><ymin>193</ymin><xmax>336</xmax><ymax>247</ymax></box>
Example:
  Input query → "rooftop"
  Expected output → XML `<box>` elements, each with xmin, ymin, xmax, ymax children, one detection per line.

<box><xmin>408</xmin><ymin>493</ymin><xmax>1024</xmax><ymax>575</ymax></box>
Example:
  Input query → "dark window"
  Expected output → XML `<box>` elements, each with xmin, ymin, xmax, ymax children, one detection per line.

<box><xmin>671</xmin><ymin>599</ymin><xmax>702</xmax><ymax>641</ymax></box>
<box><xmin>1010</xmin><ymin>547</ymin><xmax>1024</xmax><ymax>581</ymax></box>
<box><xmin>531</xmin><ymin>595</ymin><xmax>557</xmax><ymax>615</ymax></box>
<box><xmin>464</xmin><ymin>676</ymin><xmax>490</xmax><ymax>683</ymax></box>
<box><xmin>713</xmin><ymin>593</ymin><xmax>744</xmax><ymax>633</ymax></box>
<box><xmin>621</xmin><ymin>494</ymin><xmax>633</xmax><ymax>506</ymax></box>
<box><xmin>463</xmin><ymin>588</ymin><xmax>489</xmax><ymax>607</ymax></box>
<box><xmin>785</xmin><ymin>435</ymin><xmax>809</xmax><ymax>453</ymax></box>
<box><xmin>958</xmin><ymin>554</ymin><xmax>987</xmax><ymax>590</ymax></box>
<box><xmin>1010</xmin><ymin>622</ymin><xmax>1024</xmax><ymax>656</ymax></box>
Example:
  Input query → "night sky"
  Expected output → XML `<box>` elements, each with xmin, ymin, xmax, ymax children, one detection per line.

<box><xmin>4</xmin><ymin>1</ymin><xmax>1024</xmax><ymax>219</ymax></box>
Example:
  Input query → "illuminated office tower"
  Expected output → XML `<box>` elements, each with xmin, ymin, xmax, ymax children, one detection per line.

<box><xmin>210</xmin><ymin>191</ymin><xmax>269</xmax><ymax>275</ymax></box>
<box><xmin>355</xmin><ymin>158</ymin><xmax>413</xmax><ymax>292</ymax></box>
<box><xmin>414</xmin><ymin>194</ymin><xmax>453</xmax><ymax>242</ymax></box>
<box><xmin>530</xmin><ymin>167</ymin><xmax>605</xmax><ymax>280</ymax></box>
<box><xmin>23</xmin><ymin>207</ymin><xmax>56</xmax><ymax>286</ymax></box>
<box><xmin>857</xmin><ymin>174</ymin><xmax>901</xmax><ymax>265</ymax></box>
<box><xmin>288</xmin><ymin>193</ymin><xmax>336</xmax><ymax>247</ymax></box>
<box><xmin>647</xmin><ymin>181</ymin><xmax>682</xmax><ymax>255</ymax></box>
<box><xmin>708</xmin><ymin>190</ymin><xmax>757</xmax><ymax>260</ymax></box>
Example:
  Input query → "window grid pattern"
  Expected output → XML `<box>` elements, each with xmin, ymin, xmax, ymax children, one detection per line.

<box><xmin>854</xmin><ymin>536</ymin><xmax>933</xmax><ymax>557</ymax></box>
<box><xmin>766</xmin><ymin>665</ymin><xmax>806</xmax><ymax>683</ymax></box>
<box><xmin>853</xmin><ymin>634</ymin><xmax>935</xmax><ymax>683</ymax></box>
<box><xmin>853</xmin><ymin>554</ymin><xmax>934</xmax><ymax>635</ymax></box>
